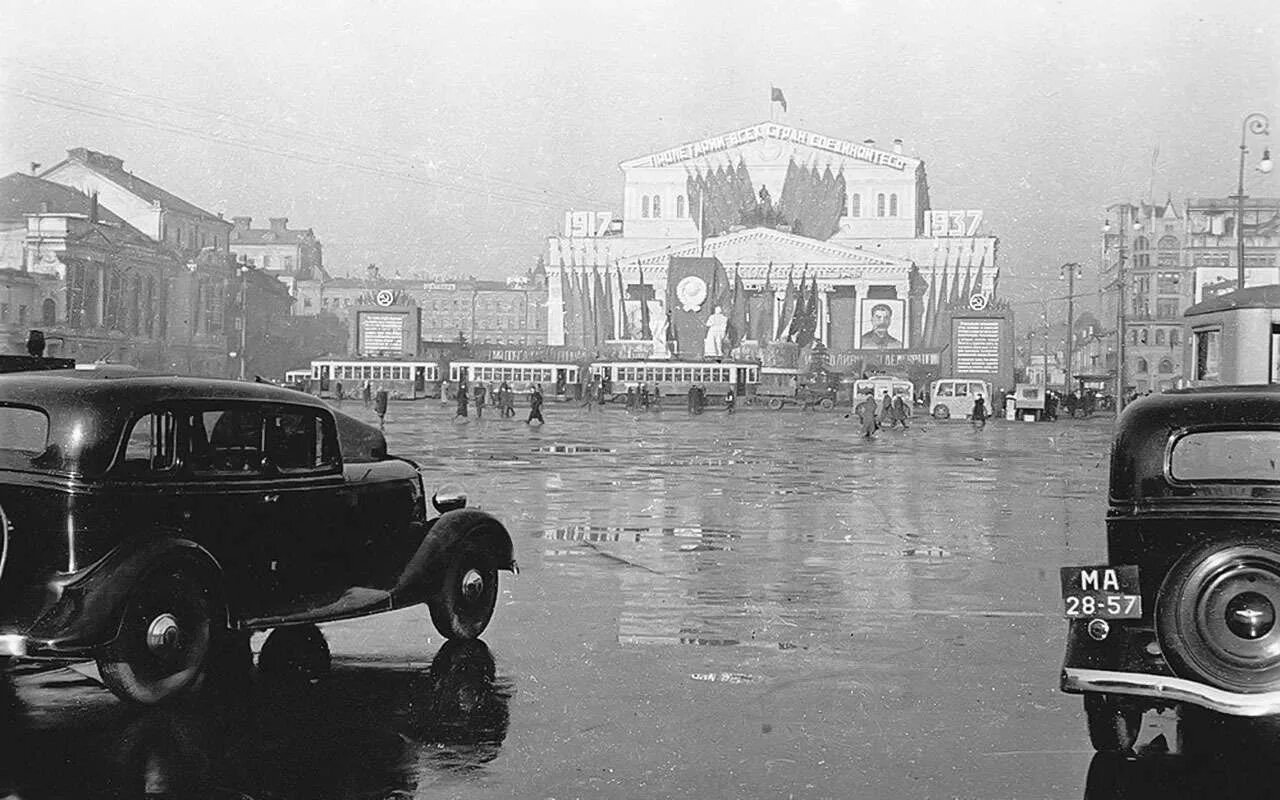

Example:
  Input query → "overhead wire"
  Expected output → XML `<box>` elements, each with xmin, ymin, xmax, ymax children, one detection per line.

<box><xmin>3</xmin><ymin>59</ymin><xmax>605</xmax><ymax>210</ymax></box>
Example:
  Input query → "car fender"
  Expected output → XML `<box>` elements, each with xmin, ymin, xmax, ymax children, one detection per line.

<box><xmin>391</xmin><ymin>509</ymin><xmax>516</xmax><ymax>608</ymax></box>
<box><xmin>26</xmin><ymin>537</ymin><xmax>224</xmax><ymax>653</ymax></box>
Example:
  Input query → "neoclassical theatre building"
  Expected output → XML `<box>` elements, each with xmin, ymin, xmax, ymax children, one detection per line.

<box><xmin>548</xmin><ymin>121</ymin><xmax>1007</xmax><ymax>382</ymax></box>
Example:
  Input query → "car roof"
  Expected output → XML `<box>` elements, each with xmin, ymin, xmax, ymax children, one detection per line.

<box><xmin>0</xmin><ymin>373</ymin><xmax>332</xmax><ymax>476</ymax></box>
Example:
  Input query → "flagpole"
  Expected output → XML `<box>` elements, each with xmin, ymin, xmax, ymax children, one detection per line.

<box><xmin>698</xmin><ymin>193</ymin><xmax>706</xmax><ymax>257</ymax></box>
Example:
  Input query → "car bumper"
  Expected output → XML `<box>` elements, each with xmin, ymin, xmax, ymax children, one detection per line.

<box><xmin>1062</xmin><ymin>666</ymin><xmax>1280</xmax><ymax>717</ymax></box>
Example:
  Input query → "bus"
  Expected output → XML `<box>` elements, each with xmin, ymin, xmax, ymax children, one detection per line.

<box><xmin>310</xmin><ymin>357</ymin><xmax>441</xmax><ymax>400</ymax></box>
<box><xmin>448</xmin><ymin>361</ymin><xmax>580</xmax><ymax>399</ymax></box>
<box><xmin>588</xmin><ymin>360</ymin><xmax>759</xmax><ymax>403</ymax></box>
<box><xmin>851</xmin><ymin>376</ymin><xmax>914</xmax><ymax>403</ymax></box>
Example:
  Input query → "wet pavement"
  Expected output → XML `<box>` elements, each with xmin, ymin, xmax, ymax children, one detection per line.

<box><xmin>3</xmin><ymin>401</ymin><xmax>1272</xmax><ymax>798</ymax></box>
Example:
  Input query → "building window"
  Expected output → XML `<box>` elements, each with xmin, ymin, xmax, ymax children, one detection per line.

<box><xmin>876</xmin><ymin>193</ymin><xmax>886</xmax><ymax>217</ymax></box>
<box><xmin>262</xmin><ymin>255</ymin><xmax>272</xmax><ymax>270</ymax></box>
<box><xmin>676</xmin><ymin>195</ymin><xmax>685</xmax><ymax>218</ymax></box>
<box><xmin>1156</xmin><ymin>298</ymin><xmax>1179</xmax><ymax>320</ymax></box>
<box><xmin>889</xmin><ymin>193</ymin><xmax>899</xmax><ymax>217</ymax></box>
<box><xmin>641</xmin><ymin>196</ymin><xmax>650</xmax><ymax>218</ymax></box>
<box><xmin>16</xmin><ymin>306</ymin><xmax>26</xmax><ymax>325</ymax></box>
<box><xmin>1155</xmin><ymin>329</ymin><xmax>1165</xmax><ymax>346</ymax></box>
<box><xmin>1136</xmin><ymin>357</ymin><xmax>1149</xmax><ymax>374</ymax></box>
<box><xmin>284</xmin><ymin>255</ymin><xmax>295</xmax><ymax>272</ymax></box>
<box><xmin>42</xmin><ymin>298</ymin><xmax>55</xmax><ymax>326</ymax></box>
<box><xmin>130</xmin><ymin>276</ymin><xmax>141</xmax><ymax>335</ymax></box>
<box><xmin>1130</xmin><ymin>329</ymin><xmax>1139</xmax><ymax>345</ymax></box>
<box><xmin>850</xmin><ymin>193</ymin><xmax>861</xmax><ymax>217</ymax></box>
<box><xmin>1156</xmin><ymin>272</ymin><xmax>1180</xmax><ymax>294</ymax></box>
<box><xmin>145</xmin><ymin>278</ymin><xmax>156</xmax><ymax>336</ymax></box>
<box><xmin>1158</xmin><ymin>358</ymin><xmax>1174</xmax><ymax>375</ymax></box>
<box><xmin>0</xmin><ymin>303</ymin><xmax>8</xmax><ymax>322</ymax></box>
<box><xmin>1171</xmin><ymin>329</ymin><xmax>1180</xmax><ymax>347</ymax></box>
<box><xmin>1140</xmin><ymin>329</ymin><xmax>1149</xmax><ymax>344</ymax></box>
<box><xmin>652</xmin><ymin>195</ymin><xmax>662</xmax><ymax>218</ymax></box>
<box><xmin>1134</xmin><ymin>236</ymin><xmax>1150</xmax><ymax>269</ymax></box>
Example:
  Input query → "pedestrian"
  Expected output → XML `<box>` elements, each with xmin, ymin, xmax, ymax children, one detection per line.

<box><xmin>626</xmin><ymin>385</ymin><xmax>638</xmax><ymax>412</ymax></box>
<box><xmin>725</xmin><ymin>387</ymin><xmax>736</xmax><ymax>414</ymax></box>
<box><xmin>455</xmin><ymin>382</ymin><xmax>469</xmax><ymax>419</ymax></box>
<box><xmin>971</xmin><ymin>393</ymin><xmax>989</xmax><ymax>431</ymax></box>
<box><xmin>640</xmin><ymin>382</ymin><xmax>651</xmax><ymax>411</ymax></box>
<box><xmin>893</xmin><ymin>393</ymin><xmax>912</xmax><ymax>430</ymax></box>
<box><xmin>374</xmin><ymin>388</ymin><xmax>389</xmax><ymax>430</ymax></box>
<box><xmin>527</xmin><ymin>383</ymin><xmax>545</xmax><ymax>425</ymax></box>
<box><xmin>880</xmin><ymin>392</ymin><xmax>896</xmax><ymax>429</ymax></box>
<box><xmin>362</xmin><ymin>380</ymin><xmax>372</xmax><ymax>408</ymax></box>
<box><xmin>651</xmin><ymin>383</ymin><xmax>662</xmax><ymax>412</ymax></box>
<box><xmin>334</xmin><ymin>379</ymin><xmax>344</xmax><ymax>407</ymax></box>
<box><xmin>499</xmin><ymin>381</ymin><xmax>515</xmax><ymax>417</ymax></box>
<box><xmin>855</xmin><ymin>393</ymin><xmax>878</xmax><ymax>439</ymax></box>
<box><xmin>473</xmin><ymin>382</ymin><xmax>487</xmax><ymax>419</ymax></box>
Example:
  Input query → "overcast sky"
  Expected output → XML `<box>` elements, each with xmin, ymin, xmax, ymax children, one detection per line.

<box><xmin>2</xmin><ymin>0</ymin><xmax>1278</xmax><ymax>321</ymax></box>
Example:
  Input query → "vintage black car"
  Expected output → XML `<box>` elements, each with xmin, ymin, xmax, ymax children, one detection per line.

<box><xmin>1061</xmin><ymin>386</ymin><xmax>1280</xmax><ymax>752</ymax></box>
<box><xmin>0</xmin><ymin>372</ymin><xmax>516</xmax><ymax>704</ymax></box>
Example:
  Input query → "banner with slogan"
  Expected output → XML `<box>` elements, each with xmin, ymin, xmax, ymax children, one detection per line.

<box><xmin>666</xmin><ymin>257</ymin><xmax>730</xmax><ymax>358</ymax></box>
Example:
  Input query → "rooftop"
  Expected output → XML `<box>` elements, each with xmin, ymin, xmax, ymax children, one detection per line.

<box><xmin>1184</xmin><ymin>283</ymin><xmax>1280</xmax><ymax>316</ymax></box>
<box><xmin>42</xmin><ymin>148</ymin><xmax>229</xmax><ymax>226</ymax></box>
<box><xmin>230</xmin><ymin>216</ymin><xmax>318</xmax><ymax>246</ymax></box>
<box><xmin>0</xmin><ymin>173</ymin><xmax>158</xmax><ymax>248</ymax></box>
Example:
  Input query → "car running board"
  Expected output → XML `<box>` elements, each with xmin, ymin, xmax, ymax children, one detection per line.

<box><xmin>241</xmin><ymin>586</ymin><xmax>392</xmax><ymax>629</ymax></box>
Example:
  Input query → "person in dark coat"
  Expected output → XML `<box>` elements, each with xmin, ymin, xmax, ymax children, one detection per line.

<box><xmin>362</xmin><ymin>380</ymin><xmax>372</xmax><ymax>408</ymax></box>
<box><xmin>499</xmin><ymin>381</ymin><xmax>515</xmax><ymax>417</ymax></box>
<box><xmin>455</xmin><ymin>383</ymin><xmax>469</xmax><ymax>419</ymax></box>
<box><xmin>472</xmin><ymin>383</ymin><xmax>486</xmax><ymax>418</ymax></box>
<box><xmin>527</xmin><ymin>383</ymin><xmax>544</xmax><ymax>425</ymax></box>
<box><xmin>971</xmin><ymin>394</ymin><xmax>989</xmax><ymax>431</ymax></box>
<box><xmin>333</xmin><ymin>380</ymin><xmax>344</xmax><ymax>406</ymax></box>
<box><xmin>892</xmin><ymin>394</ymin><xmax>912</xmax><ymax>430</ymax></box>
<box><xmin>651</xmin><ymin>383</ymin><xmax>662</xmax><ymax>412</ymax></box>
<box><xmin>725</xmin><ymin>387</ymin><xmax>736</xmax><ymax>414</ymax></box>
<box><xmin>855</xmin><ymin>394</ymin><xmax>879</xmax><ymax>439</ymax></box>
<box><xmin>880</xmin><ymin>393</ymin><xmax>896</xmax><ymax>429</ymax></box>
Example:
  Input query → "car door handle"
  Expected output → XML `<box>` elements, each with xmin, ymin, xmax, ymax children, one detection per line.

<box><xmin>262</xmin><ymin>493</ymin><xmax>280</xmax><ymax>504</ymax></box>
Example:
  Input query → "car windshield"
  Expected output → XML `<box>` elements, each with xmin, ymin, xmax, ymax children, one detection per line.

<box><xmin>0</xmin><ymin>405</ymin><xmax>49</xmax><ymax>467</ymax></box>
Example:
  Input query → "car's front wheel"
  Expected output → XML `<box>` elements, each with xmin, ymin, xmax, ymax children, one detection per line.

<box><xmin>933</xmin><ymin>404</ymin><xmax>950</xmax><ymax>420</ymax></box>
<box><xmin>1084</xmin><ymin>693</ymin><xmax>1142</xmax><ymax>753</ymax></box>
<box><xmin>97</xmin><ymin>565</ymin><xmax>219</xmax><ymax>705</ymax></box>
<box><xmin>767</xmin><ymin>397</ymin><xmax>784</xmax><ymax>411</ymax></box>
<box><xmin>429</xmin><ymin>546</ymin><xmax>498</xmax><ymax>640</ymax></box>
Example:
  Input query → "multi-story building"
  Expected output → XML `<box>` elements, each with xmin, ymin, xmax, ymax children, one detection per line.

<box><xmin>229</xmin><ymin>216</ymin><xmax>325</xmax><ymax>286</ymax></box>
<box><xmin>39</xmin><ymin>148</ymin><xmax>233</xmax><ymax>257</ymax></box>
<box><xmin>1185</xmin><ymin>197</ymin><xmax>1280</xmax><ymax>302</ymax></box>
<box><xmin>0</xmin><ymin>172</ymin><xmax>187</xmax><ymax>368</ymax></box>
<box><xmin>292</xmin><ymin>265</ymin><xmax>548</xmax><ymax>348</ymax></box>
<box><xmin>1098</xmin><ymin>198</ymin><xmax>1192</xmax><ymax>394</ymax></box>
<box><xmin>545</xmin><ymin>119</ymin><xmax>1009</xmax><ymax>387</ymax></box>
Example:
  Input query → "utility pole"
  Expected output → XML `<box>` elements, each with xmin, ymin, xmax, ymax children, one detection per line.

<box><xmin>1105</xmin><ymin>210</ymin><xmax>1138</xmax><ymax>413</ymax></box>
<box><xmin>1235</xmin><ymin>113</ymin><xmax>1272</xmax><ymax>289</ymax></box>
<box><xmin>1060</xmin><ymin>262</ymin><xmax>1081</xmax><ymax>397</ymax></box>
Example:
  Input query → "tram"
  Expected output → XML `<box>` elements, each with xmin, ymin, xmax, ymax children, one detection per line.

<box><xmin>587</xmin><ymin>359</ymin><xmax>758</xmax><ymax>402</ymax></box>
<box><xmin>310</xmin><ymin>357</ymin><xmax>441</xmax><ymax>399</ymax></box>
<box><xmin>447</xmin><ymin>360</ymin><xmax>581</xmax><ymax>398</ymax></box>
<box><xmin>283</xmin><ymin>368</ymin><xmax>311</xmax><ymax>387</ymax></box>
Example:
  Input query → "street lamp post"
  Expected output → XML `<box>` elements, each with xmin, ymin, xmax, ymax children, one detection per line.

<box><xmin>1060</xmin><ymin>262</ymin><xmax>1082</xmax><ymax>397</ymax></box>
<box><xmin>1235</xmin><ymin>112</ymin><xmax>1273</xmax><ymax>290</ymax></box>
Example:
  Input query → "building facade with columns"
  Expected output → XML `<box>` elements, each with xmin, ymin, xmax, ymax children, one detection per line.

<box><xmin>546</xmin><ymin>121</ymin><xmax>1001</xmax><ymax>377</ymax></box>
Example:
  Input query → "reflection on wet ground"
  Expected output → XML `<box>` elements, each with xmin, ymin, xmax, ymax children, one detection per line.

<box><xmin>3</xmin><ymin>403</ymin><xmax>1257</xmax><ymax>798</ymax></box>
<box><xmin>1</xmin><ymin>641</ymin><xmax>510</xmax><ymax>798</ymax></box>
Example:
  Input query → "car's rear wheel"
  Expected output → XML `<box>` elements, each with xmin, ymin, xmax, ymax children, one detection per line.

<box><xmin>1084</xmin><ymin>693</ymin><xmax>1142</xmax><ymax>753</ymax></box>
<box><xmin>819</xmin><ymin>398</ymin><xmax>834</xmax><ymax>411</ymax></box>
<box><xmin>97</xmin><ymin>566</ymin><xmax>219</xmax><ymax>705</ymax></box>
<box><xmin>429</xmin><ymin>545</ymin><xmax>498</xmax><ymax>640</ymax></box>
<box><xmin>933</xmin><ymin>404</ymin><xmax>950</xmax><ymax>419</ymax></box>
<box><xmin>767</xmin><ymin>397</ymin><xmax>784</xmax><ymax>411</ymax></box>
<box><xmin>1157</xmin><ymin>540</ymin><xmax>1280</xmax><ymax>693</ymax></box>
<box><xmin>258</xmin><ymin>624</ymin><xmax>331</xmax><ymax>682</ymax></box>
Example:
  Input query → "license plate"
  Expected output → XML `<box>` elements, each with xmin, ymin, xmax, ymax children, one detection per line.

<box><xmin>1060</xmin><ymin>565</ymin><xmax>1142</xmax><ymax>619</ymax></box>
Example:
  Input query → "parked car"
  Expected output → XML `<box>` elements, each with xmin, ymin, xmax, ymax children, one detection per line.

<box><xmin>928</xmin><ymin>378</ymin><xmax>992</xmax><ymax>420</ymax></box>
<box><xmin>0</xmin><ymin>372</ymin><xmax>516</xmax><ymax>704</ymax></box>
<box><xmin>1060</xmin><ymin>386</ymin><xmax>1280</xmax><ymax>752</ymax></box>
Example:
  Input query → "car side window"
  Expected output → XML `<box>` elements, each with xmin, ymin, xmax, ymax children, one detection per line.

<box><xmin>181</xmin><ymin>407</ymin><xmax>265</xmax><ymax>474</ymax></box>
<box><xmin>955</xmin><ymin>383</ymin><xmax>970</xmax><ymax>397</ymax></box>
<box><xmin>121</xmin><ymin>411</ymin><xmax>178</xmax><ymax>474</ymax></box>
<box><xmin>936</xmin><ymin>383</ymin><xmax>954</xmax><ymax>398</ymax></box>
<box><xmin>265</xmin><ymin>408</ymin><xmax>337</xmax><ymax>473</ymax></box>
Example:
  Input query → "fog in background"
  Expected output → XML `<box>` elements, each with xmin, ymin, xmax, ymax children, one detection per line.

<box><xmin>2</xmin><ymin>0</ymin><xmax>1278</xmax><ymax>320</ymax></box>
